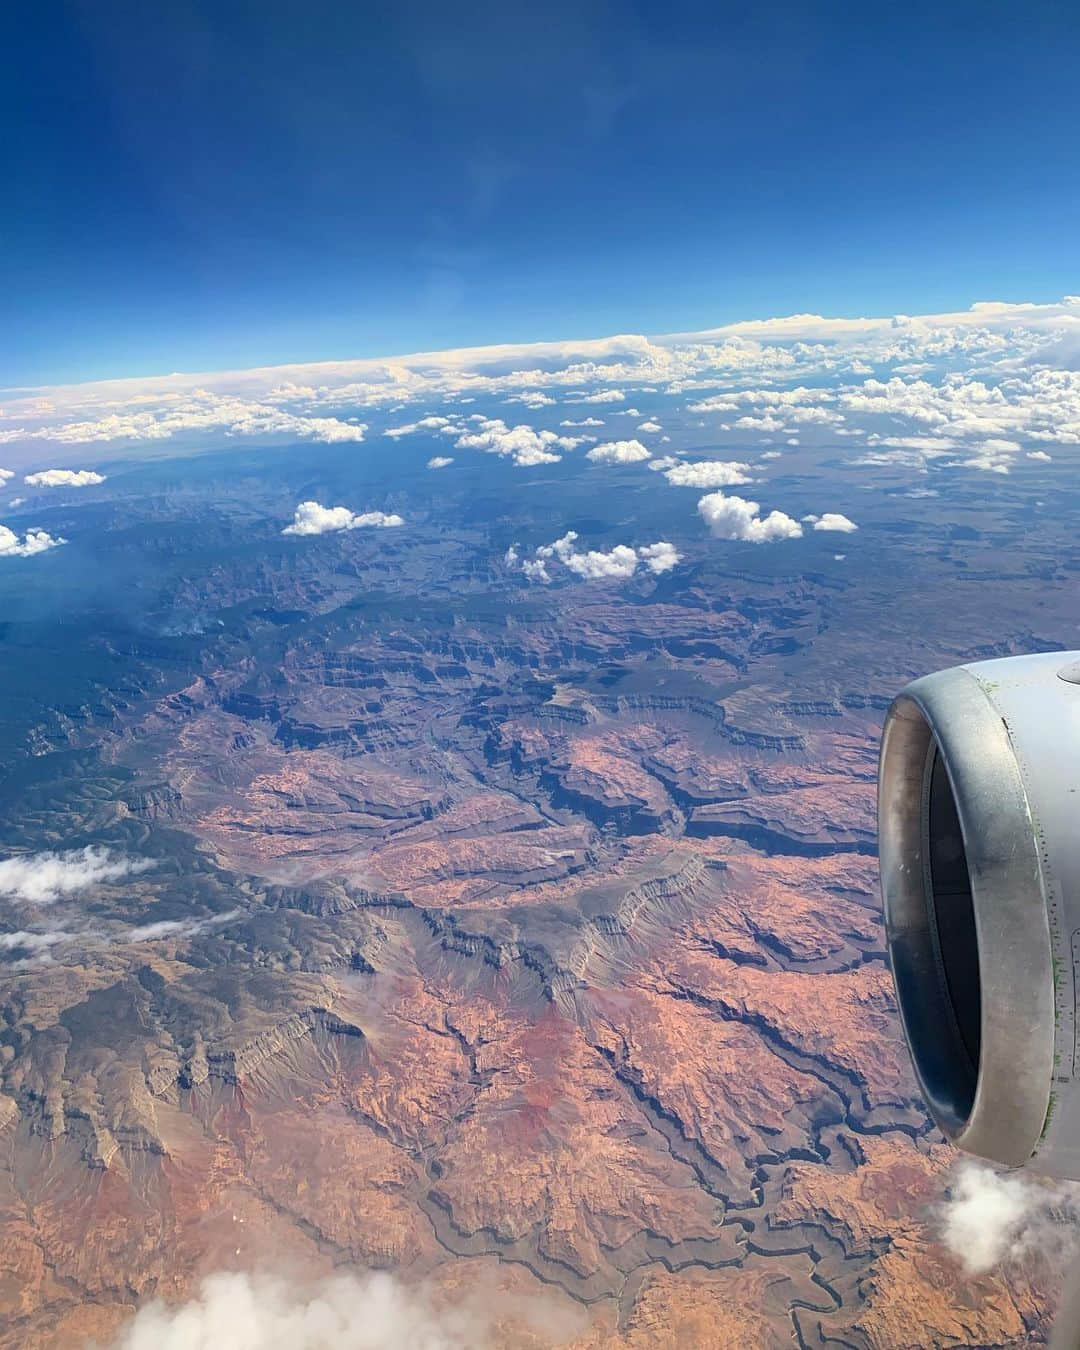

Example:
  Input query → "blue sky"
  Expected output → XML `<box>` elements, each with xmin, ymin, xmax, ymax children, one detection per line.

<box><xmin>6</xmin><ymin>0</ymin><xmax>1080</xmax><ymax>386</ymax></box>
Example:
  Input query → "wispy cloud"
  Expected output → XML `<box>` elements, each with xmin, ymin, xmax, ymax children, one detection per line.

<box><xmin>384</xmin><ymin>415</ymin><xmax>452</xmax><ymax>439</ymax></box>
<box><xmin>109</xmin><ymin>1268</ymin><xmax>580</xmax><ymax>1350</ymax></box>
<box><xmin>125</xmin><ymin>909</ymin><xmax>241</xmax><ymax>943</ymax></box>
<box><xmin>939</xmin><ymin>1161</ymin><xmax>1080</xmax><ymax>1275</ymax></box>
<box><xmin>0</xmin><ymin>847</ymin><xmax>151</xmax><ymax>903</ymax></box>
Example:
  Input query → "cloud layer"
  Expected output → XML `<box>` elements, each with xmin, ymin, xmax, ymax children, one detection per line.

<box><xmin>2</xmin><ymin>299</ymin><xmax>1078</xmax><ymax>496</ymax></box>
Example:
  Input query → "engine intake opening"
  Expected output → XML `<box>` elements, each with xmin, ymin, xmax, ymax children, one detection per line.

<box><xmin>924</xmin><ymin>743</ymin><xmax>981</xmax><ymax>1086</ymax></box>
<box><xmin>885</xmin><ymin>730</ymin><xmax>979</xmax><ymax>1132</ymax></box>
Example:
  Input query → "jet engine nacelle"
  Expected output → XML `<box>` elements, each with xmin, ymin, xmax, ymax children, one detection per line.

<box><xmin>879</xmin><ymin>650</ymin><xmax>1080</xmax><ymax>1179</ymax></box>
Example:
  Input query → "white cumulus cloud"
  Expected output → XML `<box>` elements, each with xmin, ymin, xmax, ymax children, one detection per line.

<box><xmin>571</xmin><ymin>389</ymin><xmax>625</xmax><ymax>404</ymax></box>
<box><xmin>0</xmin><ymin>468</ymin><xmax>13</xmax><ymax>482</ymax></box>
<box><xmin>0</xmin><ymin>525</ymin><xmax>66</xmax><ymax>558</ymax></box>
<box><xmin>810</xmin><ymin>513</ymin><xmax>858</xmax><ymax>532</ymax></box>
<box><xmin>283</xmin><ymin>502</ymin><xmax>404</xmax><ymax>536</ymax></box>
<box><xmin>586</xmin><ymin>439</ymin><xmax>650</xmax><ymax>464</ymax></box>
<box><xmin>638</xmin><ymin>541</ymin><xmax>681</xmax><ymax>574</ymax></box>
<box><xmin>522</xmin><ymin>530</ymin><xmax>679</xmax><ymax>583</ymax></box>
<box><xmin>664</xmin><ymin>460</ymin><xmax>751</xmax><ymax>488</ymax></box>
<box><xmin>25</xmin><ymin>468</ymin><xmax>105</xmax><ymax>487</ymax></box>
<box><xmin>637</xmin><ymin>420</ymin><xmax>662</xmax><ymax>433</ymax></box>
<box><xmin>560</xmin><ymin>417</ymin><xmax>604</xmax><ymax>428</ymax></box>
<box><xmin>454</xmin><ymin>418</ymin><xmax>576</xmax><ymax>467</ymax></box>
<box><xmin>698</xmin><ymin>491</ymin><xmax>803</xmax><ymax>543</ymax></box>
<box><xmin>0</xmin><ymin>847</ymin><xmax>151</xmax><ymax>904</ymax></box>
<box><xmin>522</xmin><ymin>558</ymin><xmax>550</xmax><ymax>583</ymax></box>
<box><xmin>426</xmin><ymin>456</ymin><xmax>454</xmax><ymax>469</ymax></box>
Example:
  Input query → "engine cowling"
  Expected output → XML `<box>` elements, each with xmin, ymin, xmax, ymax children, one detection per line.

<box><xmin>878</xmin><ymin>651</ymin><xmax>1080</xmax><ymax>1177</ymax></box>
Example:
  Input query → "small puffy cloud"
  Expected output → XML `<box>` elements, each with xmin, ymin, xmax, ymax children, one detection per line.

<box><xmin>0</xmin><ymin>525</ymin><xmax>66</xmax><ymax>558</ymax></box>
<box><xmin>638</xmin><ymin>541</ymin><xmax>680</xmax><ymax>574</ymax></box>
<box><xmin>586</xmin><ymin>439</ymin><xmax>650</xmax><ymax>464</ymax></box>
<box><xmin>565</xmin><ymin>544</ymin><xmax>640</xmax><ymax>580</ymax></box>
<box><xmin>505</xmin><ymin>391</ymin><xmax>555</xmax><ymax>408</ymax></box>
<box><xmin>522</xmin><ymin>530</ymin><xmax>679</xmax><ymax>583</ymax></box>
<box><xmin>686</xmin><ymin>396</ymin><xmax>739</xmax><ymax>413</ymax></box>
<box><xmin>455</xmin><ymin>418</ymin><xmax>574</xmax><ymax>466</ymax></box>
<box><xmin>735</xmin><ymin>414</ymin><xmax>785</xmax><ymax>432</ymax></box>
<box><xmin>760</xmin><ymin>450</ymin><xmax>782</xmax><ymax>460</ymax></box>
<box><xmin>427</xmin><ymin>456</ymin><xmax>454</xmax><ymax>469</ymax></box>
<box><xmin>0</xmin><ymin>468</ymin><xmax>13</xmax><ymax>482</ymax></box>
<box><xmin>698</xmin><ymin>491</ymin><xmax>803</xmax><ymax>543</ymax></box>
<box><xmin>283</xmin><ymin>502</ymin><xmax>404</xmax><ymax>536</ymax></box>
<box><xmin>648</xmin><ymin>456</ymin><xmax>679</xmax><ymax>472</ymax></box>
<box><xmin>940</xmin><ymin>1161</ymin><xmax>1080</xmax><ymax>1275</ymax></box>
<box><xmin>664</xmin><ymin>460</ymin><xmax>751</xmax><ymax>488</ymax></box>
<box><xmin>0</xmin><ymin>847</ymin><xmax>150</xmax><ymax>904</ymax></box>
<box><xmin>384</xmin><ymin>416</ymin><xmax>452</xmax><ymax>439</ymax></box>
<box><xmin>560</xmin><ymin>417</ymin><xmax>604</xmax><ymax>428</ymax></box>
<box><xmin>7</xmin><ymin>496</ymin><xmax>25</xmax><ymax>506</ymax></box>
<box><xmin>24</xmin><ymin>468</ymin><xmax>105</xmax><ymax>487</ymax></box>
<box><xmin>637</xmin><ymin>420</ymin><xmax>663</xmax><ymax>433</ymax></box>
<box><xmin>536</xmin><ymin>531</ymin><xmax>579</xmax><ymax>561</ymax></box>
<box><xmin>503</xmin><ymin>545</ymin><xmax>519</xmax><ymax>565</ymax></box>
<box><xmin>811</xmin><ymin>512</ymin><xmax>858</xmax><ymax>532</ymax></box>
<box><xmin>1027</xmin><ymin>450</ymin><xmax>1052</xmax><ymax>462</ymax></box>
<box><xmin>522</xmin><ymin>558</ymin><xmax>550</xmax><ymax>583</ymax></box>
<box><xmin>572</xmin><ymin>389</ymin><xmax>625</xmax><ymax>404</ymax></box>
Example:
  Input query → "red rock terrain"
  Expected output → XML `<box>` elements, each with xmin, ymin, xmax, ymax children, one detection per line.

<box><xmin>0</xmin><ymin>552</ymin><xmax>1065</xmax><ymax>1349</ymax></box>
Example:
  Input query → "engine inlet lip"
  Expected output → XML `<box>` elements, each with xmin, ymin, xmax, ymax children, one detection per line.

<box><xmin>879</xmin><ymin>666</ymin><xmax>1055</xmax><ymax>1167</ymax></box>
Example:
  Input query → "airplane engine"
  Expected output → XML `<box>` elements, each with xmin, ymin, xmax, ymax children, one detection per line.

<box><xmin>878</xmin><ymin>650</ymin><xmax>1080</xmax><ymax>1178</ymax></box>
